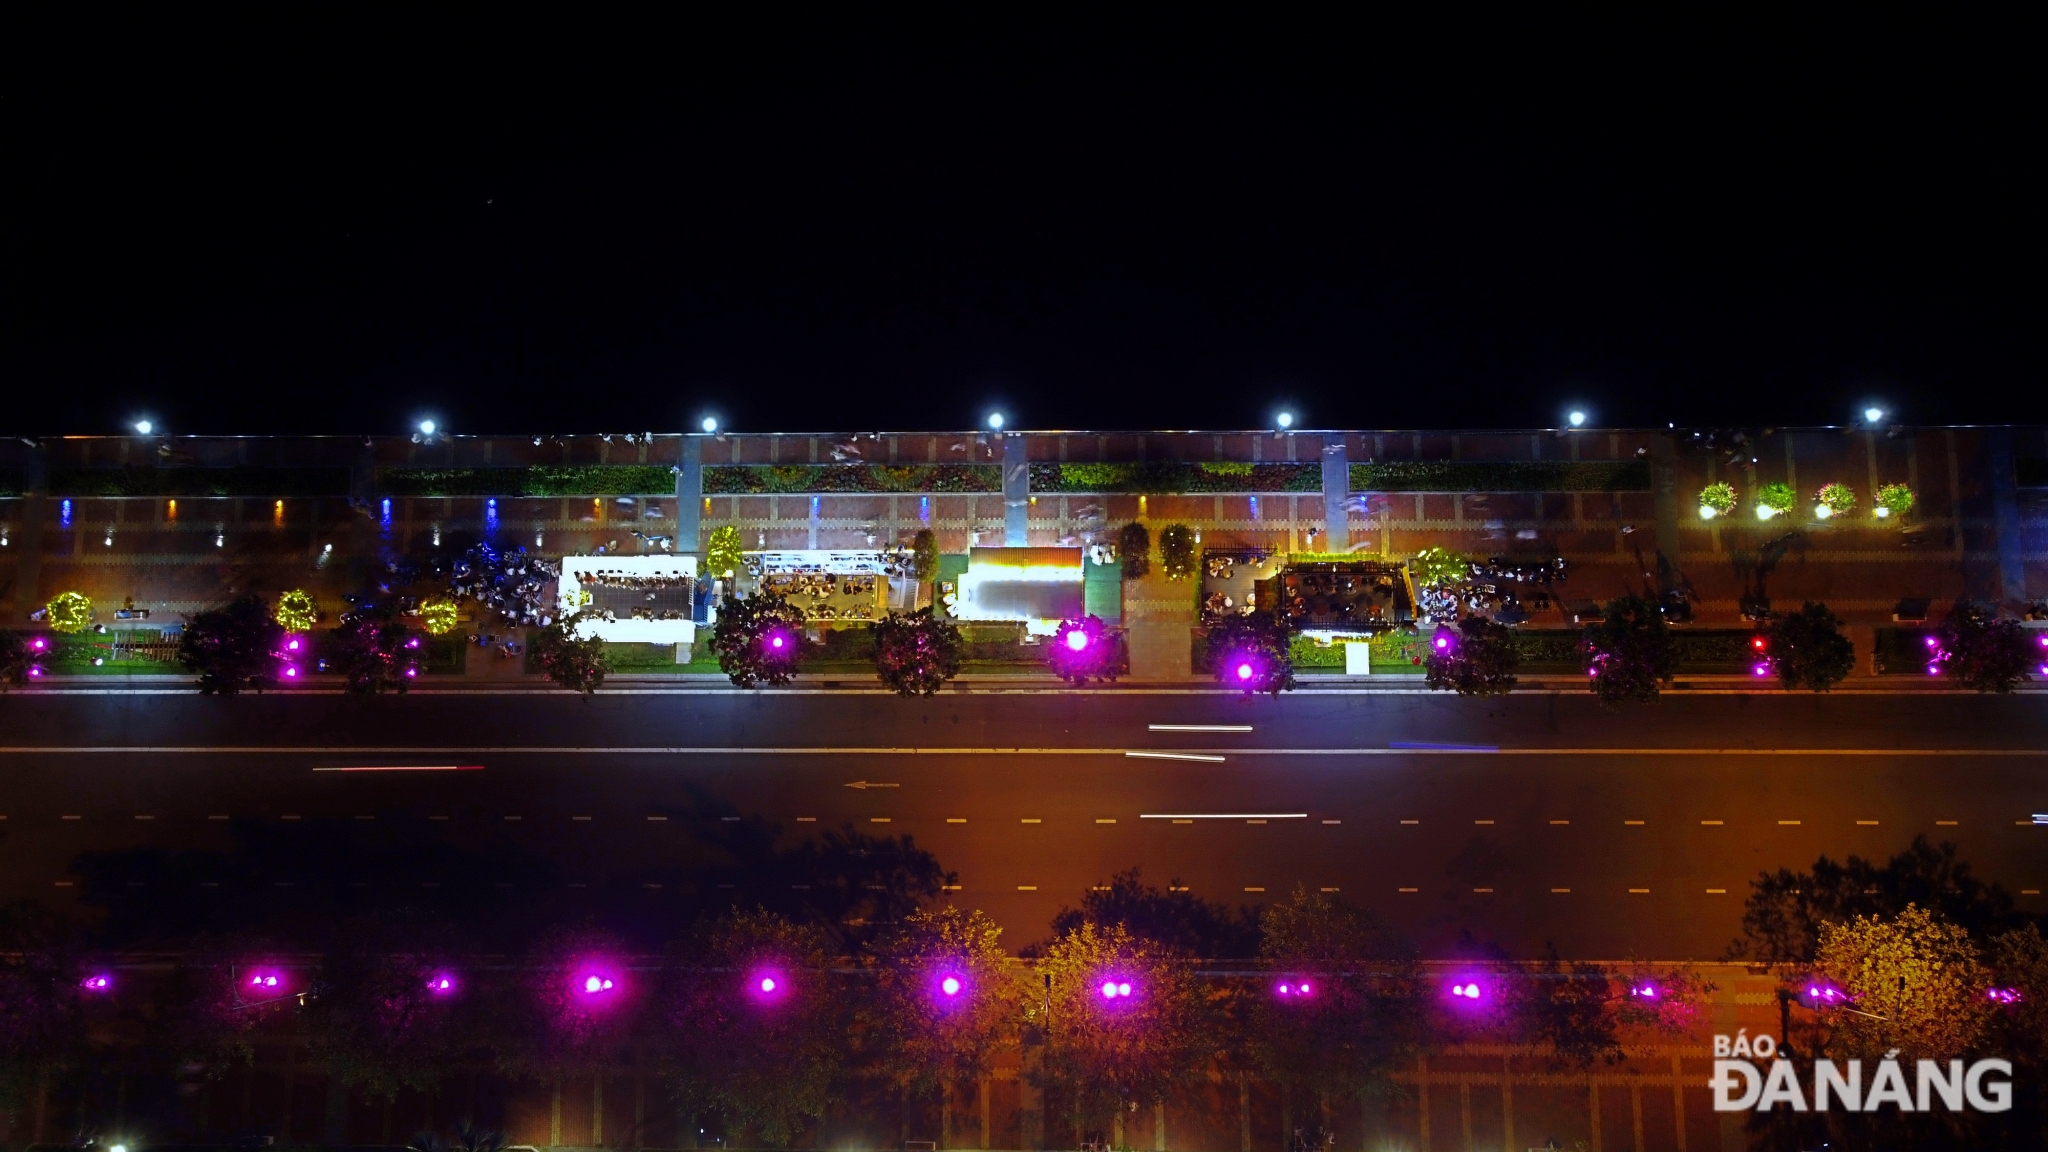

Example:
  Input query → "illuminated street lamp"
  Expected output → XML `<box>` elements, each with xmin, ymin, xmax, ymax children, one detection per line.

<box><xmin>132</xmin><ymin>418</ymin><xmax>155</xmax><ymax>435</ymax></box>
<box><xmin>1565</xmin><ymin>409</ymin><xmax>1588</xmax><ymax>429</ymax></box>
<box><xmin>986</xmin><ymin>412</ymin><xmax>1006</xmax><ymax>431</ymax></box>
<box><xmin>701</xmin><ymin>416</ymin><xmax>719</xmax><ymax>433</ymax></box>
<box><xmin>417</xmin><ymin>419</ymin><xmax>437</xmax><ymax>436</ymax></box>
<box><xmin>1863</xmin><ymin>406</ymin><xmax>1886</xmax><ymax>425</ymax></box>
<box><xmin>1275</xmin><ymin>411</ymin><xmax>1295</xmax><ymax>430</ymax></box>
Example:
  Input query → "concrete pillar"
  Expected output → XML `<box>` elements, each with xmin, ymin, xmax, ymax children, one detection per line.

<box><xmin>1988</xmin><ymin>426</ymin><xmax>2026</xmax><ymax>609</ymax></box>
<box><xmin>1004</xmin><ymin>433</ymin><xmax>1030</xmax><ymax>546</ymax></box>
<box><xmin>677</xmin><ymin>436</ymin><xmax>704</xmax><ymax>551</ymax></box>
<box><xmin>1320</xmin><ymin>438</ymin><xmax>1348</xmax><ymax>552</ymax></box>
<box><xmin>1649</xmin><ymin>433</ymin><xmax>1681</xmax><ymax>579</ymax></box>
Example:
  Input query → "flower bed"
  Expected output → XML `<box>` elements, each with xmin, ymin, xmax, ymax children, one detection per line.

<box><xmin>48</xmin><ymin>467</ymin><xmax>352</xmax><ymax>497</ymax></box>
<box><xmin>379</xmin><ymin>465</ymin><xmax>675</xmax><ymax>497</ymax></box>
<box><xmin>702</xmin><ymin>464</ymin><xmax>999</xmax><ymax>494</ymax></box>
<box><xmin>1349</xmin><ymin>461</ymin><xmax>1650</xmax><ymax>492</ymax></box>
<box><xmin>1028</xmin><ymin>462</ymin><xmax>1321</xmax><ymax>493</ymax></box>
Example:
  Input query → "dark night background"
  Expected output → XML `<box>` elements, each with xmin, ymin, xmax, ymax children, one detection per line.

<box><xmin>1</xmin><ymin>10</ymin><xmax>2037</xmax><ymax>436</ymax></box>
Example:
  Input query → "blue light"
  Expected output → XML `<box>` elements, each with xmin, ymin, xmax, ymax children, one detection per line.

<box><xmin>60</xmin><ymin>499</ymin><xmax>72</xmax><ymax>528</ymax></box>
<box><xmin>920</xmin><ymin>496</ymin><xmax>930</xmax><ymax>523</ymax></box>
<box><xmin>1249</xmin><ymin>496</ymin><xmax>1260</xmax><ymax>521</ymax></box>
<box><xmin>484</xmin><ymin>497</ymin><xmax>498</xmax><ymax>534</ymax></box>
<box><xmin>380</xmin><ymin>498</ymin><xmax>392</xmax><ymax>528</ymax></box>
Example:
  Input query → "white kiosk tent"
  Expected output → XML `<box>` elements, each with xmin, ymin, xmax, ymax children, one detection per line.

<box><xmin>559</xmin><ymin>555</ymin><xmax>698</xmax><ymax>645</ymax></box>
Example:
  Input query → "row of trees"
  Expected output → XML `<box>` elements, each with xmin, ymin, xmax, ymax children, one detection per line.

<box><xmin>0</xmin><ymin>884</ymin><xmax>1713</xmax><ymax>1148</ymax></box>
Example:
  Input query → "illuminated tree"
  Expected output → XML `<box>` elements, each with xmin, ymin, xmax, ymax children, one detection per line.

<box><xmin>1252</xmin><ymin>888</ymin><xmax>1423</xmax><ymax>1101</ymax></box>
<box><xmin>1581</xmin><ymin>593</ymin><xmax>1673</xmax><ymax>703</ymax></box>
<box><xmin>865</xmin><ymin>907</ymin><xmax>1019</xmax><ymax>1100</ymax></box>
<box><xmin>1407</xmin><ymin>547</ymin><xmax>1468</xmax><ymax>588</ymax></box>
<box><xmin>0</xmin><ymin>630</ymin><xmax>34</xmax><ymax>689</ymax></box>
<box><xmin>1813</xmin><ymin>904</ymin><xmax>1993</xmax><ymax>1060</ymax></box>
<box><xmin>1875</xmin><ymin>483</ymin><xmax>1916</xmax><ymax>521</ymax></box>
<box><xmin>1207</xmin><ymin>611</ymin><xmax>1295</xmax><ymax>695</ymax></box>
<box><xmin>1732</xmin><ymin>836</ymin><xmax>2023</xmax><ymax>965</ymax></box>
<box><xmin>1031</xmin><ymin>921</ymin><xmax>1213</xmax><ymax>1138</ymax></box>
<box><xmin>531</xmin><ymin>615</ymin><xmax>610</xmax><ymax>696</ymax></box>
<box><xmin>1157</xmin><ymin>524</ymin><xmax>1197</xmax><ymax>580</ymax></box>
<box><xmin>1696</xmin><ymin>482</ymin><xmax>1736</xmax><ymax>519</ymax></box>
<box><xmin>303</xmin><ymin>941</ymin><xmax>474</xmax><ymax>1100</ymax></box>
<box><xmin>1756</xmin><ymin>481</ymin><xmax>1797</xmax><ymax>519</ymax></box>
<box><xmin>872</xmin><ymin>608</ymin><xmax>964</xmax><ymax>696</ymax></box>
<box><xmin>1760</xmin><ymin>601</ymin><xmax>1856</xmax><ymax>691</ymax></box>
<box><xmin>1422</xmin><ymin>616</ymin><xmax>1519</xmax><ymax>696</ymax></box>
<box><xmin>710</xmin><ymin>592</ymin><xmax>807</xmax><ymax>688</ymax></box>
<box><xmin>274</xmin><ymin>588</ymin><xmax>319</xmax><ymax>632</ymax></box>
<box><xmin>707</xmin><ymin>524</ymin><xmax>745</xmax><ymax>580</ymax></box>
<box><xmin>1051</xmin><ymin>868</ymin><xmax>1259</xmax><ymax>958</ymax></box>
<box><xmin>44</xmin><ymin>591</ymin><xmax>92</xmax><ymax>634</ymax></box>
<box><xmin>1932</xmin><ymin>602</ymin><xmax>2034</xmax><ymax>693</ymax></box>
<box><xmin>1048</xmin><ymin>616</ymin><xmax>1122</xmax><ymax>685</ymax></box>
<box><xmin>179</xmin><ymin>594</ymin><xmax>287</xmax><ymax>695</ymax></box>
<box><xmin>910</xmin><ymin>528</ymin><xmax>939</xmax><ymax>582</ymax></box>
<box><xmin>331</xmin><ymin>601</ymin><xmax>419</xmax><ymax>695</ymax></box>
<box><xmin>659</xmin><ymin>909</ymin><xmax>845</xmax><ymax>1147</ymax></box>
<box><xmin>1116</xmin><ymin>523</ymin><xmax>1151</xmax><ymax>580</ymax></box>
<box><xmin>418</xmin><ymin>597</ymin><xmax>460</xmax><ymax>636</ymax></box>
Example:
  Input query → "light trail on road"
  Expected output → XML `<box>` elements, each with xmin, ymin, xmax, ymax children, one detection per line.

<box><xmin>3</xmin><ymin>745</ymin><xmax>2046</xmax><ymax>756</ymax></box>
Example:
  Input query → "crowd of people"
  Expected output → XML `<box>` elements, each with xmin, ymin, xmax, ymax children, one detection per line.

<box><xmin>762</xmin><ymin>573</ymin><xmax>878</xmax><ymax>598</ymax></box>
<box><xmin>572</xmin><ymin>568</ymin><xmax>693</xmax><ymax>594</ymax></box>
<box><xmin>450</xmin><ymin>543</ymin><xmax>561</xmax><ymax>627</ymax></box>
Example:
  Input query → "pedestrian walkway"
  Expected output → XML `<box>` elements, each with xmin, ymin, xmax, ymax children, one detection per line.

<box><xmin>1121</xmin><ymin>567</ymin><xmax>1198</xmax><ymax>680</ymax></box>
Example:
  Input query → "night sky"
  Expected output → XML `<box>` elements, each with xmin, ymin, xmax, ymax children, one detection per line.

<box><xmin>4</xmin><ymin>12</ymin><xmax>2036</xmax><ymax>436</ymax></box>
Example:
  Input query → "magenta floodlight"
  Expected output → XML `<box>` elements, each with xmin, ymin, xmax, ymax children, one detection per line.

<box><xmin>1448</xmin><ymin>980</ymin><xmax>1485</xmax><ymax>1001</ymax></box>
<box><xmin>1751</xmin><ymin>663</ymin><xmax>1769</xmax><ymax>677</ymax></box>
<box><xmin>1432</xmin><ymin>631</ymin><xmax>1453</xmax><ymax>653</ymax></box>
<box><xmin>405</xmin><ymin>637</ymin><xmax>421</xmax><ymax>649</ymax></box>
<box><xmin>1988</xmin><ymin>987</ymin><xmax>2022</xmax><ymax>1005</ymax></box>
<box><xmin>581</xmin><ymin>974</ymin><xmax>617</xmax><ymax>995</ymax></box>
<box><xmin>284</xmin><ymin>637</ymin><xmax>302</xmax><ymax>652</ymax></box>
<box><xmin>750</xmin><ymin>969</ymin><xmax>785</xmax><ymax>998</ymax></box>
<box><xmin>1065</xmin><ymin>629</ymin><xmax>1090</xmax><ymax>652</ymax></box>
<box><xmin>247</xmin><ymin>970</ymin><xmax>282</xmax><ymax>990</ymax></box>
<box><xmin>282</xmin><ymin>665</ymin><xmax>299</xmax><ymax>679</ymax></box>
<box><xmin>938</xmin><ymin>974</ymin><xmax>964</xmax><ymax>998</ymax></box>
<box><xmin>1629</xmin><ymin>983</ymin><xmax>1659</xmax><ymax>999</ymax></box>
<box><xmin>27</xmin><ymin>666</ymin><xmax>43</xmax><ymax>678</ymax></box>
<box><xmin>80</xmin><ymin>974</ymin><xmax>112</xmax><ymax>992</ymax></box>
<box><xmin>1098</xmin><ymin>978</ymin><xmax>1134</xmax><ymax>1000</ymax></box>
<box><xmin>404</xmin><ymin>666</ymin><xmax>418</xmax><ymax>678</ymax></box>
<box><xmin>1805</xmin><ymin>982</ymin><xmax>1847</xmax><ymax>1005</ymax></box>
<box><xmin>427</xmin><ymin>973</ymin><xmax>456</xmax><ymax>995</ymax></box>
<box><xmin>1236</xmin><ymin>662</ymin><xmax>1253</xmax><ymax>681</ymax></box>
<box><xmin>30</xmin><ymin>637</ymin><xmax>47</xmax><ymax>652</ymax></box>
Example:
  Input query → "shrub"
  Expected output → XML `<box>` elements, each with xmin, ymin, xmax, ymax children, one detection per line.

<box><xmin>1048</xmin><ymin>616</ymin><xmax>1121</xmax><ymax>685</ymax></box>
<box><xmin>1423</xmin><ymin>616</ymin><xmax>1520</xmax><ymax>696</ymax></box>
<box><xmin>710</xmin><ymin>592</ymin><xmax>807</xmax><ymax>688</ymax></box>
<box><xmin>418</xmin><ymin>598</ymin><xmax>461</xmax><ymax>636</ymax></box>
<box><xmin>1117</xmin><ymin>523</ymin><xmax>1151</xmax><ymax>580</ymax></box>
<box><xmin>1875</xmin><ymin>483</ymin><xmax>1915</xmax><ymax>521</ymax></box>
<box><xmin>872</xmin><ymin>609</ymin><xmax>964</xmax><ymax>697</ymax></box>
<box><xmin>1697</xmin><ymin>482</ymin><xmax>1736</xmax><ymax>519</ymax></box>
<box><xmin>1756</xmin><ymin>482</ymin><xmax>1796</xmax><ymax>519</ymax></box>
<box><xmin>1350</xmin><ymin>461</ymin><xmax>1649</xmax><ymax>492</ymax></box>
<box><xmin>1407</xmin><ymin>547</ymin><xmax>1468</xmax><ymax>588</ymax></box>
<box><xmin>1931</xmin><ymin>603</ymin><xmax>2035</xmax><ymax>693</ymax></box>
<box><xmin>1207</xmin><ymin>611</ymin><xmax>1295</xmax><ymax>695</ymax></box>
<box><xmin>0</xmin><ymin>630</ymin><xmax>37</xmax><ymax>688</ymax></box>
<box><xmin>179</xmin><ymin>594</ymin><xmax>287</xmax><ymax>696</ymax></box>
<box><xmin>1761</xmin><ymin>602</ymin><xmax>1857</xmax><ymax>692</ymax></box>
<box><xmin>1814</xmin><ymin>482</ymin><xmax>1856</xmax><ymax>519</ymax></box>
<box><xmin>911</xmin><ymin>528</ymin><xmax>939</xmax><ymax>582</ymax></box>
<box><xmin>1197</xmin><ymin>461</ymin><xmax>1254</xmax><ymax>477</ymax></box>
<box><xmin>274</xmin><ymin>589</ymin><xmax>319</xmax><ymax>632</ymax></box>
<box><xmin>1158</xmin><ymin>525</ymin><xmax>1197</xmax><ymax>581</ymax></box>
<box><xmin>44</xmin><ymin>592</ymin><xmax>92</xmax><ymax>634</ymax></box>
<box><xmin>706</xmin><ymin>525</ymin><xmax>744</xmax><ymax>579</ymax></box>
<box><xmin>532</xmin><ymin>616</ymin><xmax>610</xmax><ymax>696</ymax></box>
<box><xmin>1581</xmin><ymin>593</ymin><xmax>1674</xmax><ymax>703</ymax></box>
<box><xmin>331</xmin><ymin>602</ymin><xmax>420</xmax><ymax>695</ymax></box>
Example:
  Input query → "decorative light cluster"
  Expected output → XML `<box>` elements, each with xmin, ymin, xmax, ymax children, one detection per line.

<box><xmin>1987</xmin><ymin>987</ymin><xmax>2022</xmax><ymax>1005</ymax></box>
<box><xmin>1628</xmin><ymin>983</ymin><xmax>1659</xmax><ymax>999</ymax></box>
<box><xmin>248</xmin><ymin>972</ymin><xmax>280</xmax><ymax>988</ymax></box>
<box><xmin>1274</xmin><ymin>981</ymin><xmax>1314</xmax><ymax>997</ymax></box>
<box><xmin>1806</xmin><ymin>983</ymin><xmax>1847</xmax><ymax>1004</ymax></box>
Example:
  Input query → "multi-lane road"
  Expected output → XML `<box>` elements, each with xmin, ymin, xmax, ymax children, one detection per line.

<box><xmin>1</xmin><ymin>686</ymin><xmax>2043</xmax><ymax>957</ymax></box>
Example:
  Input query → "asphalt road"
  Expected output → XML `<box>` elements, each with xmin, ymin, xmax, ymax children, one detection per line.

<box><xmin>1</xmin><ymin>687</ymin><xmax>2044</xmax><ymax>958</ymax></box>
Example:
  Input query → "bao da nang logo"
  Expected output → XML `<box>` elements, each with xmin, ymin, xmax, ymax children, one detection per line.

<box><xmin>1710</xmin><ymin>1032</ymin><xmax>2012</xmax><ymax>1113</ymax></box>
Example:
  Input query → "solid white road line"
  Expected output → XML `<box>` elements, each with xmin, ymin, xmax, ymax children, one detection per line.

<box><xmin>1139</xmin><ymin>813</ymin><xmax>1308</xmax><ymax>820</ymax></box>
<box><xmin>1124</xmin><ymin>751</ymin><xmax>1228</xmax><ymax>762</ymax></box>
<box><xmin>2</xmin><ymin>745</ymin><xmax>2044</xmax><ymax>757</ymax></box>
<box><xmin>1147</xmin><ymin>724</ymin><xmax>1254</xmax><ymax>732</ymax></box>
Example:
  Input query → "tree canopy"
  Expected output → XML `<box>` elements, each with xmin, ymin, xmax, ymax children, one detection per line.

<box><xmin>1422</xmin><ymin>616</ymin><xmax>1520</xmax><ymax>696</ymax></box>
<box><xmin>179</xmin><ymin>593</ymin><xmax>286</xmax><ymax>695</ymax></box>
<box><xmin>710</xmin><ymin>592</ymin><xmax>807</xmax><ymax>688</ymax></box>
<box><xmin>872</xmin><ymin>608</ymin><xmax>964</xmax><ymax>696</ymax></box>
<box><xmin>1581</xmin><ymin>593</ymin><xmax>1674</xmax><ymax>703</ymax></box>
<box><xmin>1762</xmin><ymin>601</ymin><xmax>1857</xmax><ymax>691</ymax></box>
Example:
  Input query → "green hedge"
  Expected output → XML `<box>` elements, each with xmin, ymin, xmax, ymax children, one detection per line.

<box><xmin>1029</xmin><ymin>462</ymin><xmax>1321</xmax><ymax>493</ymax></box>
<box><xmin>1349</xmin><ymin>461</ymin><xmax>1649</xmax><ymax>492</ymax></box>
<box><xmin>379</xmin><ymin>466</ymin><xmax>675</xmax><ymax>497</ymax></box>
<box><xmin>1872</xmin><ymin>627</ymin><xmax>1933</xmax><ymax>674</ymax></box>
<box><xmin>1203</xmin><ymin>626</ymin><xmax>1757</xmax><ymax>676</ymax></box>
<box><xmin>47</xmin><ymin>467</ymin><xmax>352</xmax><ymax>497</ymax></box>
<box><xmin>0</xmin><ymin>471</ymin><xmax>21</xmax><ymax>497</ymax></box>
<box><xmin>702</xmin><ymin>464</ymin><xmax>999</xmax><ymax>494</ymax></box>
